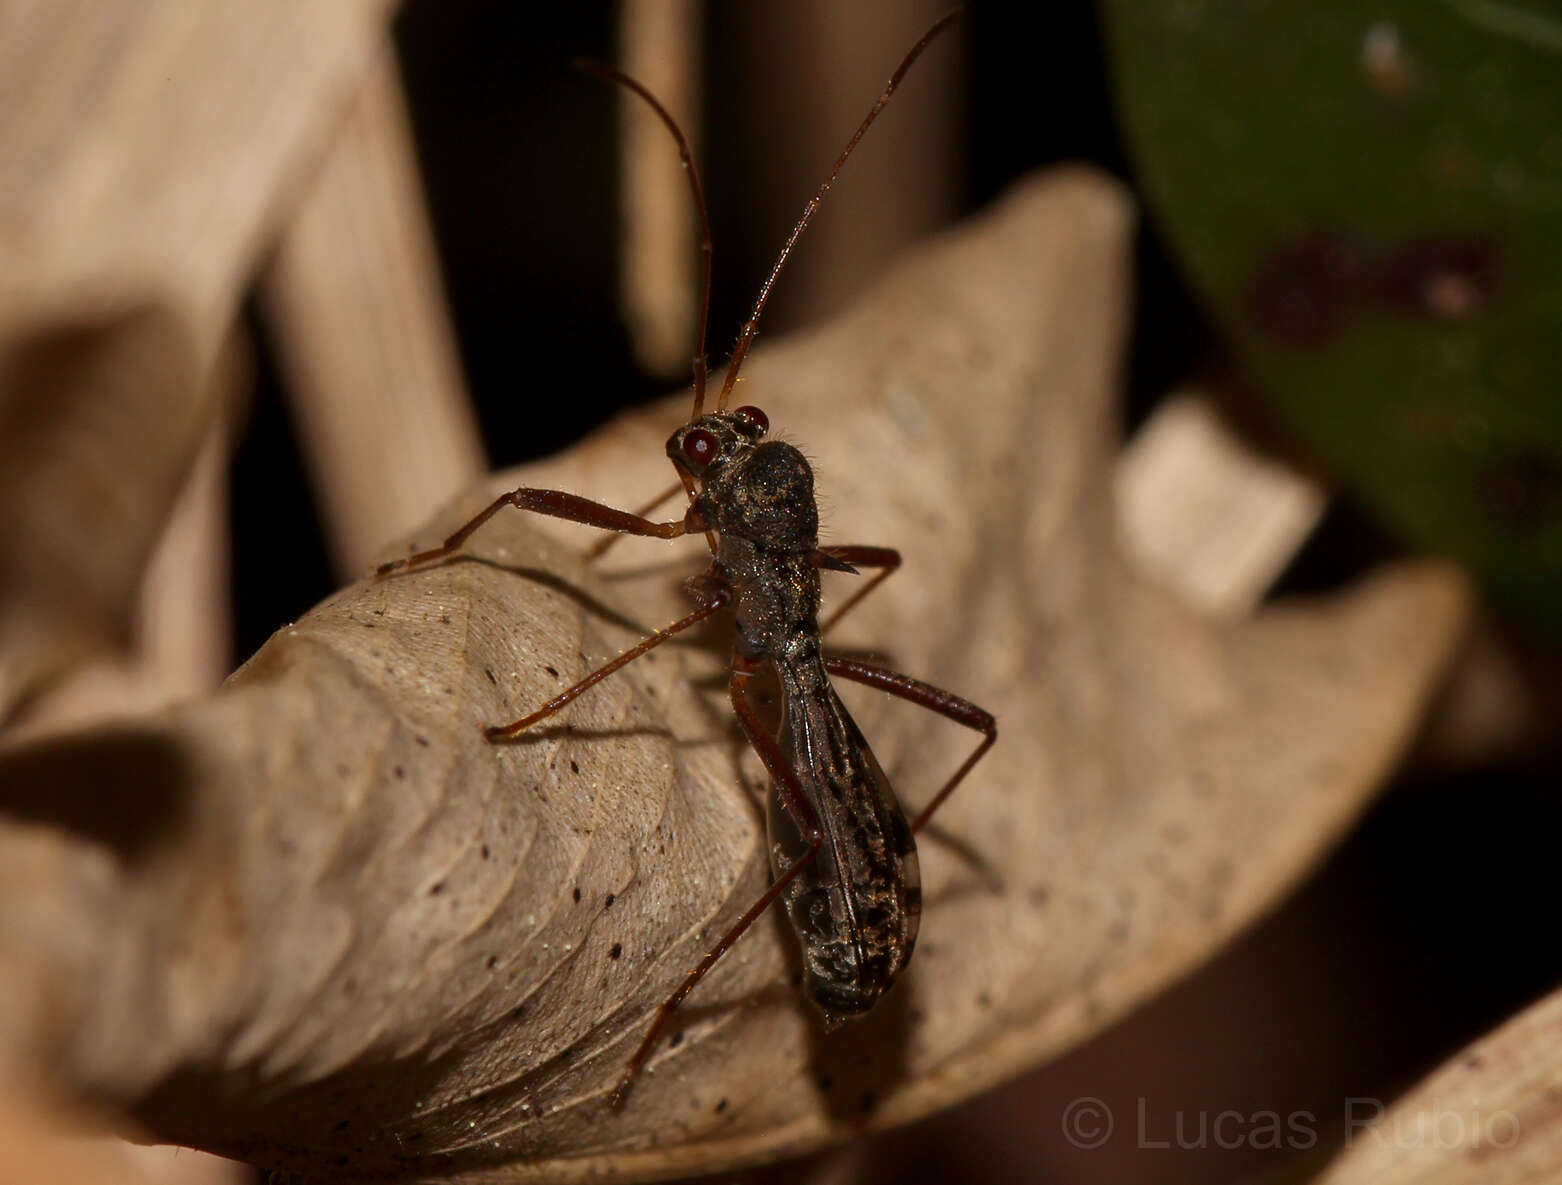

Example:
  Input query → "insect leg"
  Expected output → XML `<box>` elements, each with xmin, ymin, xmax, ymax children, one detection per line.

<box><xmin>613</xmin><ymin>658</ymin><xmax>825</xmax><ymax>1106</ymax></box>
<box><xmin>375</xmin><ymin>488</ymin><xmax>701</xmax><ymax>578</ymax></box>
<box><xmin>583</xmin><ymin>479</ymin><xmax>686</xmax><ymax>561</ymax></box>
<box><xmin>812</xmin><ymin>544</ymin><xmax>901</xmax><ymax>635</ymax></box>
<box><xmin>485</xmin><ymin>580</ymin><xmax>730</xmax><ymax>740</ymax></box>
<box><xmin>822</xmin><ymin>657</ymin><xmax>996</xmax><ymax>835</ymax></box>
<box><xmin>585</xmin><ymin>471</ymin><xmax>718</xmax><ymax>561</ymax></box>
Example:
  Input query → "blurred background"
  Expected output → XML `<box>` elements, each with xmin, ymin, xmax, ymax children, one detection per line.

<box><xmin>247</xmin><ymin>1</ymin><xmax>1561</xmax><ymax>1183</ymax></box>
<box><xmin>7</xmin><ymin>1</ymin><xmax>1561</xmax><ymax>1181</ymax></box>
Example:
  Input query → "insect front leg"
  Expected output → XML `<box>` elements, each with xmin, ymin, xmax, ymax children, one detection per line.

<box><xmin>375</xmin><ymin>487</ymin><xmax>706</xmax><ymax>578</ymax></box>
<box><xmin>583</xmin><ymin>479</ymin><xmax>686</xmax><ymax>560</ymax></box>
<box><xmin>612</xmin><ymin>657</ymin><xmax>824</xmax><ymax>1107</ymax></box>
<box><xmin>822</xmin><ymin>657</ymin><xmax>995</xmax><ymax>835</ymax></box>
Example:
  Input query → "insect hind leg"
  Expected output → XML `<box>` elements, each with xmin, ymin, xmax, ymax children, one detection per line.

<box><xmin>611</xmin><ymin>661</ymin><xmax>824</xmax><ymax>1106</ymax></box>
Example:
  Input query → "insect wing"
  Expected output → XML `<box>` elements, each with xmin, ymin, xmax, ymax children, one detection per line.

<box><xmin>767</xmin><ymin>672</ymin><xmax>920</xmax><ymax>1017</ymax></box>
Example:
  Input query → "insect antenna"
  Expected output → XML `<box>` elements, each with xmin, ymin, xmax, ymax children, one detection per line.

<box><xmin>574</xmin><ymin>59</ymin><xmax>715</xmax><ymax>422</ymax></box>
<box><xmin>714</xmin><ymin>8</ymin><xmax>961</xmax><ymax>411</ymax></box>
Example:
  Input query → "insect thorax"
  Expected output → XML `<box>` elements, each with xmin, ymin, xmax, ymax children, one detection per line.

<box><xmin>702</xmin><ymin>441</ymin><xmax>823</xmax><ymax>662</ymax></box>
<box><xmin>699</xmin><ymin>439</ymin><xmax>818</xmax><ymax>549</ymax></box>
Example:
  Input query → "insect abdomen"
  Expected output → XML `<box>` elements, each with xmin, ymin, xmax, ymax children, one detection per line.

<box><xmin>768</xmin><ymin>667</ymin><xmax>921</xmax><ymax>1021</ymax></box>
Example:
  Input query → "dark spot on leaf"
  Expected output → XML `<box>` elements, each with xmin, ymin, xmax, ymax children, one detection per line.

<box><xmin>610</xmin><ymin>943</ymin><xmax>622</xmax><ymax>959</ymax></box>
<box><xmin>486</xmin><ymin>955</ymin><xmax>497</xmax><ymax>969</ymax></box>
<box><xmin>605</xmin><ymin>893</ymin><xmax>616</xmax><ymax>907</ymax></box>
<box><xmin>393</xmin><ymin>765</ymin><xmax>405</xmax><ymax>780</ymax></box>
<box><xmin>1373</xmin><ymin>232</ymin><xmax>1499</xmax><ymax>321</ymax></box>
<box><xmin>1028</xmin><ymin>884</ymin><xmax>1051</xmax><ymax>907</ymax></box>
<box><xmin>570</xmin><ymin>760</ymin><xmax>580</xmax><ymax>774</ymax></box>
<box><xmin>715</xmin><ymin>1098</ymin><xmax>728</xmax><ymax>1113</ymax></box>
<box><xmin>1246</xmin><ymin>229</ymin><xmax>1363</xmax><ymax>347</ymax></box>
<box><xmin>545</xmin><ymin>665</ymin><xmax>559</xmax><ymax>678</ymax></box>
<box><xmin>480</xmin><ymin>844</ymin><xmax>490</xmax><ymax>859</ymax></box>
<box><xmin>512</xmin><ymin>1004</ymin><xmax>526</xmax><ymax>1020</ymax></box>
<box><xmin>977</xmin><ymin>991</ymin><xmax>992</xmax><ymax>1008</ymax></box>
<box><xmin>670</xmin><ymin>1030</ymin><xmax>684</xmax><ymax>1048</ymax></box>
<box><xmin>573</xmin><ymin>887</ymin><xmax>581</xmax><ymax>903</ymax></box>
<box><xmin>441</xmin><ymin>613</ymin><xmax>452</xmax><ymax>625</ymax></box>
<box><xmin>429</xmin><ymin>881</ymin><xmax>445</xmax><ymax>896</ymax></box>
<box><xmin>485</xmin><ymin>667</ymin><xmax>497</xmax><ymax>684</ymax></box>
<box><xmin>1481</xmin><ymin>449</ymin><xmax>1562</xmax><ymax>533</ymax></box>
<box><xmin>415</xmin><ymin>736</ymin><xmax>429</xmax><ymax>747</ymax></box>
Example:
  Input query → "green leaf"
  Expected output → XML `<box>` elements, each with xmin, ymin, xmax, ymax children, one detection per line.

<box><xmin>1101</xmin><ymin>0</ymin><xmax>1562</xmax><ymax>634</ymax></box>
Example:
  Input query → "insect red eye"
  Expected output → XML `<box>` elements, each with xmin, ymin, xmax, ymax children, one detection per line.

<box><xmin>733</xmin><ymin>405</ymin><xmax>769</xmax><ymax>435</ymax></box>
<box><xmin>681</xmin><ymin>427</ymin><xmax>718</xmax><ymax>467</ymax></box>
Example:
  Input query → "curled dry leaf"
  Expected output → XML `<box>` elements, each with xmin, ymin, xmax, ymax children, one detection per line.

<box><xmin>0</xmin><ymin>172</ymin><xmax>1468</xmax><ymax>1182</ymax></box>
<box><xmin>0</xmin><ymin>0</ymin><xmax>393</xmax><ymax>715</ymax></box>
<box><xmin>1314</xmin><ymin>987</ymin><xmax>1562</xmax><ymax>1185</ymax></box>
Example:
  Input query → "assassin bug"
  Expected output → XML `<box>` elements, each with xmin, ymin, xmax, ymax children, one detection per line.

<box><xmin>375</xmin><ymin>10</ymin><xmax>994</xmax><ymax>1105</ymax></box>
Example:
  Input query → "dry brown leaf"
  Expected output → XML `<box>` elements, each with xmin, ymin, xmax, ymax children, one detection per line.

<box><xmin>1</xmin><ymin>386</ymin><xmax>234</xmax><ymax>748</ymax></box>
<box><xmin>0</xmin><ymin>172</ymin><xmax>1467</xmax><ymax>1182</ymax></box>
<box><xmin>1313</xmin><ymin>988</ymin><xmax>1562</xmax><ymax>1185</ymax></box>
<box><xmin>0</xmin><ymin>1</ymin><xmax>393</xmax><ymax>716</ymax></box>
